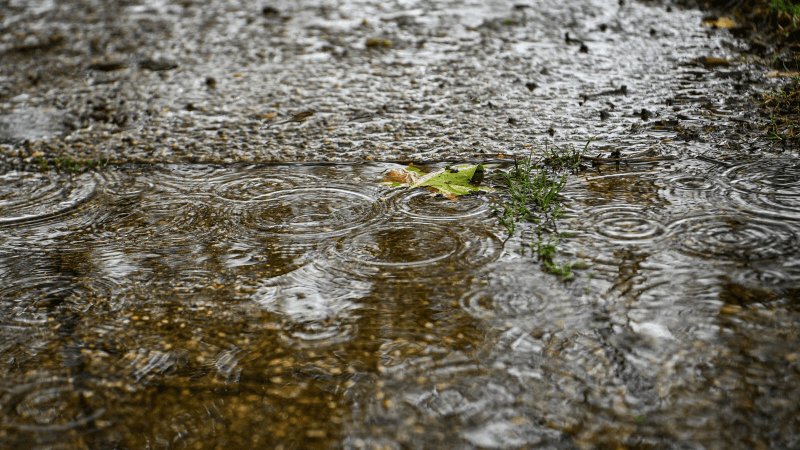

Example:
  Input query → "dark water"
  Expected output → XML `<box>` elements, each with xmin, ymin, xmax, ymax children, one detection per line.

<box><xmin>2</xmin><ymin>0</ymin><xmax>800</xmax><ymax>448</ymax></box>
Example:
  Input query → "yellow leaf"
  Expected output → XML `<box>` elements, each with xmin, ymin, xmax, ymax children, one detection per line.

<box><xmin>695</xmin><ymin>57</ymin><xmax>730</xmax><ymax>68</ymax></box>
<box><xmin>766</xmin><ymin>71</ymin><xmax>799</xmax><ymax>78</ymax></box>
<box><xmin>702</xmin><ymin>17</ymin><xmax>737</xmax><ymax>28</ymax></box>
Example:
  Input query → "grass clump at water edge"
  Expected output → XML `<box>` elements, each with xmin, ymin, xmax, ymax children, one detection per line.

<box><xmin>762</xmin><ymin>58</ymin><xmax>800</xmax><ymax>146</ymax></box>
<box><xmin>770</xmin><ymin>0</ymin><xmax>800</xmax><ymax>20</ymax></box>
<box><xmin>489</xmin><ymin>140</ymin><xmax>591</xmax><ymax>281</ymax></box>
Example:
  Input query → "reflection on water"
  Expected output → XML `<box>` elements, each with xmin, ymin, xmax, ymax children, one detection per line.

<box><xmin>1</xmin><ymin>159</ymin><xmax>799</xmax><ymax>449</ymax></box>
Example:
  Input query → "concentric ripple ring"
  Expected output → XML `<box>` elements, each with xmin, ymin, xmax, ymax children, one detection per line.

<box><xmin>0</xmin><ymin>376</ymin><xmax>114</xmax><ymax>434</ymax></box>
<box><xmin>0</xmin><ymin>171</ymin><xmax>97</xmax><ymax>226</ymax></box>
<box><xmin>241</xmin><ymin>187</ymin><xmax>383</xmax><ymax>237</ymax></box>
<box><xmin>390</xmin><ymin>188</ymin><xmax>493</xmax><ymax>221</ymax></box>
<box><xmin>326</xmin><ymin>221</ymin><xmax>502</xmax><ymax>280</ymax></box>
<box><xmin>724</xmin><ymin>162</ymin><xmax>800</xmax><ymax>220</ymax></box>
<box><xmin>585</xmin><ymin>206</ymin><xmax>666</xmax><ymax>243</ymax></box>
<box><xmin>667</xmin><ymin>214</ymin><xmax>800</xmax><ymax>261</ymax></box>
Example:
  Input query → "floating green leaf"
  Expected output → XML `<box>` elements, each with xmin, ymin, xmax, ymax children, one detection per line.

<box><xmin>382</xmin><ymin>164</ymin><xmax>494</xmax><ymax>199</ymax></box>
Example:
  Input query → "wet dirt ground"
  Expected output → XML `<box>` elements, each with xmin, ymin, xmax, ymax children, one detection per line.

<box><xmin>2</xmin><ymin>0</ymin><xmax>800</xmax><ymax>449</ymax></box>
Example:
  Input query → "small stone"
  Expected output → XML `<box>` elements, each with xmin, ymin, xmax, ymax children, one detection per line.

<box><xmin>139</xmin><ymin>58</ymin><xmax>178</xmax><ymax>71</ymax></box>
<box><xmin>697</xmin><ymin>57</ymin><xmax>730</xmax><ymax>68</ymax></box>
<box><xmin>306</xmin><ymin>430</ymin><xmax>326</xmax><ymax>439</ymax></box>
<box><xmin>88</xmin><ymin>60</ymin><xmax>128</xmax><ymax>71</ymax></box>
<box><xmin>262</xmin><ymin>6</ymin><xmax>280</xmax><ymax>16</ymax></box>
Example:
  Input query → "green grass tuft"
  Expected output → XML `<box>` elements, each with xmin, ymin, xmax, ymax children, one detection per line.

<box><xmin>771</xmin><ymin>0</ymin><xmax>800</xmax><ymax>19</ymax></box>
<box><xmin>38</xmin><ymin>156</ymin><xmax>110</xmax><ymax>173</ymax></box>
<box><xmin>489</xmin><ymin>140</ymin><xmax>591</xmax><ymax>280</ymax></box>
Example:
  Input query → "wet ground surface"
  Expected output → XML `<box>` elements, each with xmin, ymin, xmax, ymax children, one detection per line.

<box><xmin>2</xmin><ymin>0</ymin><xmax>800</xmax><ymax>449</ymax></box>
<box><xmin>0</xmin><ymin>0</ymin><xmax>785</xmax><ymax>164</ymax></box>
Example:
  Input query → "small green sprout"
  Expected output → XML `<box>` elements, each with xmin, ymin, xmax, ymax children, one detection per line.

<box><xmin>39</xmin><ymin>156</ymin><xmax>110</xmax><ymax>173</ymax></box>
<box><xmin>366</xmin><ymin>39</ymin><xmax>391</xmax><ymax>48</ymax></box>
<box><xmin>490</xmin><ymin>139</ymin><xmax>592</xmax><ymax>280</ymax></box>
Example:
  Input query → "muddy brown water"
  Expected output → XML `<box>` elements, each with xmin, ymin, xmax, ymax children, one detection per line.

<box><xmin>2</xmin><ymin>0</ymin><xmax>800</xmax><ymax>449</ymax></box>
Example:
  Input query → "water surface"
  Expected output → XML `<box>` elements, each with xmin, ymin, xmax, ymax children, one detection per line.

<box><xmin>1</xmin><ymin>159</ymin><xmax>799</xmax><ymax>449</ymax></box>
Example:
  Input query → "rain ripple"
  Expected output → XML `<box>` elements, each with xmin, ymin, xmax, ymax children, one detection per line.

<box><xmin>0</xmin><ymin>170</ymin><xmax>98</xmax><ymax>226</ymax></box>
<box><xmin>725</xmin><ymin>160</ymin><xmax>800</xmax><ymax>220</ymax></box>
<box><xmin>327</xmin><ymin>221</ymin><xmax>502</xmax><ymax>280</ymax></box>
<box><xmin>213</xmin><ymin>169</ymin><xmax>310</xmax><ymax>200</ymax></box>
<box><xmin>153</xmin><ymin>164</ymin><xmax>229</xmax><ymax>188</ymax></box>
<box><xmin>655</xmin><ymin>171</ymin><xmax>724</xmax><ymax>211</ymax></box>
<box><xmin>667</xmin><ymin>214</ymin><xmax>800</xmax><ymax>261</ymax></box>
<box><xmin>239</xmin><ymin>186</ymin><xmax>385</xmax><ymax>238</ymax></box>
<box><xmin>250</xmin><ymin>262</ymin><xmax>369</xmax><ymax>347</ymax></box>
<box><xmin>390</xmin><ymin>188</ymin><xmax>493</xmax><ymax>221</ymax></box>
<box><xmin>132</xmin><ymin>196</ymin><xmax>221</xmax><ymax>242</ymax></box>
<box><xmin>459</xmin><ymin>262</ymin><xmax>581</xmax><ymax>330</ymax></box>
<box><xmin>577</xmin><ymin>205</ymin><xmax>667</xmax><ymax>244</ymax></box>
<box><xmin>0</xmin><ymin>274</ymin><xmax>117</xmax><ymax>326</ymax></box>
<box><xmin>0</xmin><ymin>375</ymin><xmax>119</xmax><ymax>438</ymax></box>
<box><xmin>730</xmin><ymin>267</ymin><xmax>800</xmax><ymax>289</ymax></box>
<box><xmin>101</xmin><ymin>174</ymin><xmax>154</xmax><ymax>198</ymax></box>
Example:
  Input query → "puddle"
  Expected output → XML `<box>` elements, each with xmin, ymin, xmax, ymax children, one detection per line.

<box><xmin>0</xmin><ymin>160</ymin><xmax>798</xmax><ymax>449</ymax></box>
